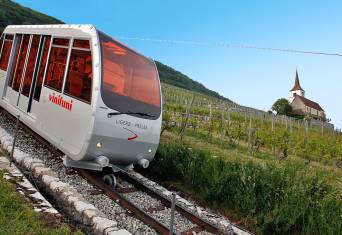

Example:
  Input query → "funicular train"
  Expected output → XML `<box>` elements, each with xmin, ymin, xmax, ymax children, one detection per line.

<box><xmin>0</xmin><ymin>25</ymin><xmax>162</xmax><ymax>185</ymax></box>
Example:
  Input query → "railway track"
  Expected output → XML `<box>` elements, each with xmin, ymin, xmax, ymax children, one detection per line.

<box><xmin>79</xmin><ymin>169</ymin><xmax>228</xmax><ymax>235</ymax></box>
<box><xmin>0</xmin><ymin>108</ymin><xmax>248</xmax><ymax>235</ymax></box>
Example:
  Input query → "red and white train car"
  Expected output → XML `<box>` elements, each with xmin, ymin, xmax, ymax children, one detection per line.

<box><xmin>0</xmin><ymin>25</ymin><xmax>162</xmax><ymax>177</ymax></box>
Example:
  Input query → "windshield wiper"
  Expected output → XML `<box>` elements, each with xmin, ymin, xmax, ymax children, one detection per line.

<box><xmin>107</xmin><ymin>111</ymin><xmax>156</xmax><ymax>118</ymax></box>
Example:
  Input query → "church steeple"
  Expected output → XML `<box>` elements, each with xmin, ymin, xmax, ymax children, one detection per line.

<box><xmin>289</xmin><ymin>70</ymin><xmax>305</xmax><ymax>103</ymax></box>
<box><xmin>290</xmin><ymin>70</ymin><xmax>304</xmax><ymax>92</ymax></box>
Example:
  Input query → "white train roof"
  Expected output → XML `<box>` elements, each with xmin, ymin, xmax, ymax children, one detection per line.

<box><xmin>3</xmin><ymin>24</ymin><xmax>154</xmax><ymax>64</ymax></box>
<box><xmin>3</xmin><ymin>24</ymin><xmax>97</xmax><ymax>38</ymax></box>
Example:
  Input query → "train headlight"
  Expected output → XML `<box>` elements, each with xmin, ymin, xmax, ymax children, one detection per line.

<box><xmin>148</xmin><ymin>148</ymin><xmax>152</xmax><ymax>153</ymax></box>
<box><xmin>96</xmin><ymin>142</ymin><xmax>102</xmax><ymax>148</ymax></box>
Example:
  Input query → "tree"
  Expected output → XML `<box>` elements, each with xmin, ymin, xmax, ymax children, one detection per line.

<box><xmin>271</xmin><ymin>98</ymin><xmax>293</xmax><ymax>116</ymax></box>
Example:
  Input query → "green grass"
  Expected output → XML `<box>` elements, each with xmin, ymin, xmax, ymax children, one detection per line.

<box><xmin>0</xmin><ymin>171</ymin><xmax>83</xmax><ymax>235</ymax></box>
<box><xmin>147</xmin><ymin>138</ymin><xmax>342</xmax><ymax>235</ymax></box>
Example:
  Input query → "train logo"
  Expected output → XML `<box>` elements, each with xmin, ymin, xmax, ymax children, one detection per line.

<box><xmin>49</xmin><ymin>93</ymin><xmax>74</xmax><ymax>111</ymax></box>
<box><xmin>123</xmin><ymin>127</ymin><xmax>139</xmax><ymax>141</ymax></box>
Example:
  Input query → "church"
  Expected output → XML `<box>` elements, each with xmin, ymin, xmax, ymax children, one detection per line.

<box><xmin>288</xmin><ymin>70</ymin><xmax>326</xmax><ymax>121</ymax></box>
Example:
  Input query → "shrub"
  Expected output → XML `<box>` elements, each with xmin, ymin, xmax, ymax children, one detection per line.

<box><xmin>150</xmin><ymin>142</ymin><xmax>342</xmax><ymax>234</ymax></box>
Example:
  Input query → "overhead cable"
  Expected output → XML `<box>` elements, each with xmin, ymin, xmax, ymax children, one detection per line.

<box><xmin>115</xmin><ymin>36</ymin><xmax>342</xmax><ymax>57</ymax></box>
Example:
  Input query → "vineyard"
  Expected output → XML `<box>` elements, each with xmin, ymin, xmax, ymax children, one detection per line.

<box><xmin>149</xmin><ymin>83</ymin><xmax>342</xmax><ymax>234</ymax></box>
<box><xmin>161</xmin><ymin>83</ymin><xmax>342</xmax><ymax>167</ymax></box>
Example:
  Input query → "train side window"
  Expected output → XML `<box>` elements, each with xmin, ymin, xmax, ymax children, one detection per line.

<box><xmin>64</xmin><ymin>39</ymin><xmax>92</xmax><ymax>103</ymax></box>
<box><xmin>21</xmin><ymin>35</ymin><xmax>41</xmax><ymax>97</ymax></box>
<box><xmin>0</xmin><ymin>34</ymin><xmax>14</xmax><ymax>71</ymax></box>
<box><xmin>33</xmin><ymin>36</ymin><xmax>51</xmax><ymax>101</ymax></box>
<box><xmin>12</xmin><ymin>34</ymin><xmax>30</xmax><ymax>91</ymax></box>
<box><xmin>8</xmin><ymin>35</ymin><xmax>22</xmax><ymax>86</ymax></box>
<box><xmin>44</xmin><ymin>38</ymin><xmax>69</xmax><ymax>91</ymax></box>
<box><xmin>0</xmin><ymin>36</ymin><xmax>3</xmax><ymax>58</ymax></box>
<box><xmin>5</xmin><ymin>35</ymin><xmax>14</xmax><ymax>40</ymax></box>
<box><xmin>73</xmin><ymin>39</ymin><xmax>90</xmax><ymax>49</ymax></box>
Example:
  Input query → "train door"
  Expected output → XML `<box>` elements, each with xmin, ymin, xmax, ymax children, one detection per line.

<box><xmin>0</xmin><ymin>34</ymin><xmax>14</xmax><ymax>98</ymax></box>
<box><xmin>6</xmin><ymin>34</ymin><xmax>30</xmax><ymax>108</ymax></box>
<box><xmin>5</xmin><ymin>34</ymin><xmax>49</xmax><ymax>114</ymax></box>
<box><xmin>17</xmin><ymin>35</ymin><xmax>41</xmax><ymax>112</ymax></box>
<box><xmin>29</xmin><ymin>35</ymin><xmax>51</xmax><ymax>116</ymax></box>
<box><xmin>0</xmin><ymin>35</ymin><xmax>4</xmax><ymax>97</ymax></box>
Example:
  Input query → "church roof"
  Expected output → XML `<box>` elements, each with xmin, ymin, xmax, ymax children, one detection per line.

<box><xmin>294</xmin><ymin>95</ymin><xmax>324</xmax><ymax>111</ymax></box>
<box><xmin>290</xmin><ymin>70</ymin><xmax>304</xmax><ymax>91</ymax></box>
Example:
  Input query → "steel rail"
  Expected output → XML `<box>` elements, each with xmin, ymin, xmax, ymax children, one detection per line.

<box><xmin>117</xmin><ymin>171</ymin><xmax>227</xmax><ymax>235</ymax></box>
<box><xmin>78</xmin><ymin>169</ymin><xmax>174</xmax><ymax>235</ymax></box>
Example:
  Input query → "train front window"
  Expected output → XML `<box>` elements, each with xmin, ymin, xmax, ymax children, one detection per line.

<box><xmin>98</xmin><ymin>31</ymin><xmax>161</xmax><ymax>119</ymax></box>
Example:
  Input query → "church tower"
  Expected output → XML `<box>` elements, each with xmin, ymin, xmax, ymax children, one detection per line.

<box><xmin>289</xmin><ymin>70</ymin><xmax>305</xmax><ymax>103</ymax></box>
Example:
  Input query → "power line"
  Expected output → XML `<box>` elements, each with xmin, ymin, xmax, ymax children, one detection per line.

<box><xmin>115</xmin><ymin>36</ymin><xmax>342</xmax><ymax>57</ymax></box>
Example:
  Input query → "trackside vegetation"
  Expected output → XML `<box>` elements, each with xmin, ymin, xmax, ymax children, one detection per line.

<box><xmin>0</xmin><ymin>171</ymin><xmax>83</xmax><ymax>235</ymax></box>
<box><xmin>150</xmin><ymin>142</ymin><xmax>342</xmax><ymax>235</ymax></box>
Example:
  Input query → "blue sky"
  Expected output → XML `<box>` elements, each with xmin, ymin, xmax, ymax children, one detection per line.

<box><xmin>15</xmin><ymin>0</ymin><xmax>342</xmax><ymax>128</ymax></box>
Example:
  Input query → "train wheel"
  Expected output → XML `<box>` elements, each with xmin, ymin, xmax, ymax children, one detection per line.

<box><xmin>103</xmin><ymin>174</ymin><xmax>117</xmax><ymax>189</ymax></box>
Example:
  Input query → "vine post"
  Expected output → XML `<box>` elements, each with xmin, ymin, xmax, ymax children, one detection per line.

<box><xmin>207</xmin><ymin>103</ymin><xmax>213</xmax><ymax>137</ymax></box>
<box><xmin>305</xmin><ymin>119</ymin><xmax>309</xmax><ymax>137</ymax></box>
<box><xmin>285</xmin><ymin>117</ymin><xmax>288</xmax><ymax>129</ymax></box>
<box><xmin>179</xmin><ymin>95</ymin><xmax>195</xmax><ymax>141</ymax></box>
<box><xmin>220</xmin><ymin>106</ymin><xmax>225</xmax><ymax>140</ymax></box>
<box><xmin>209</xmin><ymin>103</ymin><xmax>212</xmax><ymax>119</ymax></box>
<box><xmin>248</xmin><ymin>116</ymin><xmax>252</xmax><ymax>155</ymax></box>
<box><xmin>321</xmin><ymin>121</ymin><xmax>324</xmax><ymax>137</ymax></box>
<box><xmin>272</xmin><ymin>115</ymin><xmax>275</xmax><ymax>156</ymax></box>
<box><xmin>227</xmin><ymin>109</ymin><xmax>231</xmax><ymax>126</ymax></box>
<box><xmin>244</xmin><ymin>111</ymin><xmax>247</xmax><ymax>126</ymax></box>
